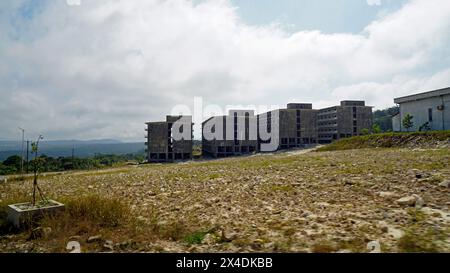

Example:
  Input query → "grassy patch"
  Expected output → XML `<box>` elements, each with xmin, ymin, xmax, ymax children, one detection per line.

<box><xmin>160</xmin><ymin>220</ymin><xmax>189</xmax><ymax>241</ymax></box>
<box><xmin>397</xmin><ymin>228</ymin><xmax>441</xmax><ymax>253</ymax></box>
<box><xmin>397</xmin><ymin>209</ymin><xmax>445</xmax><ymax>253</ymax></box>
<box><xmin>311</xmin><ymin>240</ymin><xmax>338</xmax><ymax>253</ymax></box>
<box><xmin>184</xmin><ymin>231</ymin><xmax>208</xmax><ymax>245</ymax></box>
<box><xmin>336</xmin><ymin>237</ymin><xmax>366</xmax><ymax>252</ymax></box>
<box><xmin>0</xmin><ymin>189</ymin><xmax>30</xmax><ymax>235</ymax></box>
<box><xmin>37</xmin><ymin>195</ymin><xmax>130</xmax><ymax>241</ymax></box>
<box><xmin>317</xmin><ymin>131</ymin><xmax>450</xmax><ymax>152</ymax></box>
<box><xmin>269</xmin><ymin>185</ymin><xmax>294</xmax><ymax>192</ymax></box>
<box><xmin>60</xmin><ymin>195</ymin><xmax>129</xmax><ymax>227</ymax></box>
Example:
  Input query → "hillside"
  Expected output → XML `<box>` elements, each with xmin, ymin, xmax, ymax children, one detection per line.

<box><xmin>1</xmin><ymin>147</ymin><xmax>449</xmax><ymax>253</ymax></box>
<box><xmin>317</xmin><ymin>131</ymin><xmax>450</xmax><ymax>152</ymax></box>
<box><xmin>0</xmin><ymin>140</ymin><xmax>145</xmax><ymax>161</ymax></box>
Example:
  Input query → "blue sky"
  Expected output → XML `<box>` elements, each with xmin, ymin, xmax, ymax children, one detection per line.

<box><xmin>231</xmin><ymin>0</ymin><xmax>407</xmax><ymax>33</ymax></box>
<box><xmin>8</xmin><ymin>0</ymin><xmax>410</xmax><ymax>38</ymax></box>
<box><xmin>1</xmin><ymin>0</ymin><xmax>450</xmax><ymax>141</ymax></box>
<box><xmin>194</xmin><ymin>0</ymin><xmax>409</xmax><ymax>33</ymax></box>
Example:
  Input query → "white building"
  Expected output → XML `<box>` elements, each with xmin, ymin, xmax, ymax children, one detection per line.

<box><xmin>392</xmin><ymin>87</ymin><xmax>450</xmax><ymax>132</ymax></box>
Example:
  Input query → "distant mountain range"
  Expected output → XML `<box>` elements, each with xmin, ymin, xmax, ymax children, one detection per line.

<box><xmin>0</xmin><ymin>139</ymin><xmax>145</xmax><ymax>161</ymax></box>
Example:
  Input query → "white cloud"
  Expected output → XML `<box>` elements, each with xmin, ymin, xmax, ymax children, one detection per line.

<box><xmin>0</xmin><ymin>0</ymin><xmax>450</xmax><ymax>140</ymax></box>
<box><xmin>66</xmin><ymin>0</ymin><xmax>81</xmax><ymax>6</ymax></box>
<box><xmin>367</xmin><ymin>0</ymin><xmax>382</xmax><ymax>6</ymax></box>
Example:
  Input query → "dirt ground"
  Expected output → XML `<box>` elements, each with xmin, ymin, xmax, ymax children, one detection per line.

<box><xmin>1</xmin><ymin>148</ymin><xmax>449</xmax><ymax>253</ymax></box>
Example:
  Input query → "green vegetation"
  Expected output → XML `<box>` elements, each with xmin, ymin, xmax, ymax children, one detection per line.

<box><xmin>372</xmin><ymin>124</ymin><xmax>382</xmax><ymax>134</ymax></box>
<box><xmin>184</xmin><ymin>231</ymin><xmax>208</xmax><ymax>245</ymax></box>
<box><xmin>397</xmin><ymin>210</ymin><xmax>444</xmax><ymax>253</ymax></box>
<box><xmin>0</xmin><ymin>153</ymin><xmax>144</xmax><ymax>175</ymax></box>
<box><xmin>418</xmin><ymin>122</ymin><xmax>431</xmax><ymax>132</ymax></box>
<box><xmin>317</xmin><ymin>131</ymin><xmax>450</xmax><ymax>151</ymax></box>
<box><xmin>192</xmin><ymin>140</ymin><xmax>202</xmax><ymax>158</ymax></box>
<box><xmin>402</xmin><ymin>114</ymin><xmax>414</xmax><ymax>132</ymax></box>
<box><xmin>373</xmin><ymin>106</ymin><xmax>399</xmax><ymax>132</ymax></box>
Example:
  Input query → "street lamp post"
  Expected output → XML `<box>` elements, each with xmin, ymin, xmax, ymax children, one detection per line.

<box><xmin>18</xmin><ymin>127</ymin><xmax>25</xmax><ymax>175</ymax></box>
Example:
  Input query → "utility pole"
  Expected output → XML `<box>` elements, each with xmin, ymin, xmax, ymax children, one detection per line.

<box><xmin>26</xmin><ymin>140</ymin><xmax>30</xmax><ymax>173</ymax></box>
<box><xmin>18</xmin><ymin>127</ymin><xmax>25</xmax><ymax>175</ymax></box>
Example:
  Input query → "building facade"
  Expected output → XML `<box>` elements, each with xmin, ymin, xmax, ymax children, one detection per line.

<box><xmin>318</xmin><ymin>101</ymin><xmax>373</xmax><ymax>143</ymax></box>
<box><xmin>257</xmin><ymin>103</ymin><xmax>318</xmax><ymax>151</ymax></box>
<box><xmin>145</xmin><ymin>115</ymin><xmax>193</xmax><ymax>163</ymax></box>
<box><xmin>392</xmin><ymin>87</ymin><xmax>450</xmax><ymax>132</ymax></box>
<box><xmin>202</xmin><ymin>110</ymin><xmax>258</xmax><ymax>158</ymax></box>
<box><xmin>146</xmin><ymin>100</ymin><xmax>374</xmax><ymax>163</ymax></box>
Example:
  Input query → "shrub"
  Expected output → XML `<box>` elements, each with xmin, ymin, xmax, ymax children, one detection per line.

<box><xmin>397</xmin><ymin>229</ymin><xmax>440</xmax><ymax>253</ymax></box>
<box><xmin>184</xmin><ymin>231</ymin><xmax>208</xmax><ymax>245</ymax></box>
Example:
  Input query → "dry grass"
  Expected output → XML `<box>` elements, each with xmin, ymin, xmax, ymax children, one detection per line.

<box><xmin>0</xmin><ymin>187</ymin><xmax>29</xmax><ymax>235</ymax></box>
<box><xmin>311</xmin><ymin>241</ymin><xmax>338</xmax><ymax>253</ymax></box>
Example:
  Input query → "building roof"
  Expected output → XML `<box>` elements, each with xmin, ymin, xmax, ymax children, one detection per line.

<box><xmin>394</xmin><ymin>87</ymin><xmax>450</xmax><ymax>104</ymax></box>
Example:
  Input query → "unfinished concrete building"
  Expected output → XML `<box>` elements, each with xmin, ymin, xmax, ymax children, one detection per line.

<box><xmin>145</xmin><ymin>115</ymin><xmax>193</xmax><ymax>163</ymax></box>
<box><xmin>318</xmin><ymin>101</ymin><xmax>373</xmax><ymax>143</ymax></box>
<box><xmin>257</xmin><ymin>103</ymin><xmax>318</xmax><ymax>151</ymax></box>
<box><xmin>202</xmin><ymin>110</ymin><xmax>258</xmax><ymax>158</ymax></box>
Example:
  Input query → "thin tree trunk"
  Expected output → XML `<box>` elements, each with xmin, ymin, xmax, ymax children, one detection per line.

<box><xmin>32</xmin><ymin>158</ymin><xmax>37</xmax><ymax>206</ymax></box>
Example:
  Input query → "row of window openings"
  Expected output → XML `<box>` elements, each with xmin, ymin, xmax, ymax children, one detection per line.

<box><xmin>319</xmin><ymin>127</ymin><xmax>358</xmax><ymax>133</ymax></box>
<box><xmin>318</xmin><ymin>114</ymin><xmax>337</xmax><ymax>120</ymax></box>
<box><xmin>208</xmin><ymin>118</ymin><xmax>360</xmax><ymax>134</ymax></box>
<box><xmin>319</xmin><ymin>128</ymin><xmax>337</xmax><ymax>132</ymax></box>
<box><xmin>319</xmin><ymin>108</ymin><xmax>337</xmax><ymax>114</ymax></box>
<box><xmin>149</xmin><ymin>153</ymin><xmax>191</xmax><ymax>160</ymax></box>
<box><xmin>318</xmin><ymin>121</ymin><xmax>337</xmax><ymax>126</ymax></box>
<box><xmin>281</xmin><ymin>138</ymin><xmax>315</xmax><ymax>144</ymax></box>
<box><xmin>217</xmin><ymin>146</ymin><xmax>256</xmax><ymax>153</ymax></box>
<box><xmin>319</xmin><ymin>134</ymin><xmax>353</xmax><ymax>139</ymax></box>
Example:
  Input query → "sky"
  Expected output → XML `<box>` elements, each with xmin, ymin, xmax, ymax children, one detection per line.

<box><xmin>1</xmin><ymin>0</ymin><xmax>450</xmax><ymax>141</ymax></box>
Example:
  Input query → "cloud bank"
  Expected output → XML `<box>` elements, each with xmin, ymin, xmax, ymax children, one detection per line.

<box><xmin>0</xmin><ymin>0</ymin><xmax>450</xmax><ymax>140</ymax></box>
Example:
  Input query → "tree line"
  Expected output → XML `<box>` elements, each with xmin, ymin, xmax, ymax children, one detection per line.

<box><xmin>0</xmin><ymin>153</ymin><xmax>145</xmax><ymax>176</ymax></box>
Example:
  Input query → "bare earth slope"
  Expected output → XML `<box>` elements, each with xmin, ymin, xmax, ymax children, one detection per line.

<box><xmin>1</xmin><ymin>148</ymin><xmax>449</xmax><ymax>253</ymax></box>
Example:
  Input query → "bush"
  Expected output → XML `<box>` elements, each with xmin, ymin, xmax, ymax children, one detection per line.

<box><xmin>397</xmin><ymin>229</ymin><xmax>440</xmax><ymax>253</ymax></box>
<box><xmin>184</xmin><ymin>231</ymin><xmax>208</xmax><ymax>245</ymax></box>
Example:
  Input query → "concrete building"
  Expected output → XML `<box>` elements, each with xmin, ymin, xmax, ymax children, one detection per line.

<box><xmin>145</xmin><ymin>115</ymin><xmax>193</xmax><ymax>163</ymax></box>
<box><xmin>147</xmin><ymin>100</ymin><xmax>373</xmax><ymax>162</ymax></box>
<box><xmin>318</xmin><ymin>101</ymin><xmax>373</xmax><ymax>143</ymax></box>
<box><xmin>202</xmin><ymin>110</ymin><xmax>258</xmax><ymax>158</ymax></box>
<box><xmin>257</xmin><ymin>103</ymin><xmax>318</xmax><ymax>151</ymax></box>
<box><xmin>392</xmin><ymin>87</ymin><xmax>450</xmax><ymax>132</ymax></box>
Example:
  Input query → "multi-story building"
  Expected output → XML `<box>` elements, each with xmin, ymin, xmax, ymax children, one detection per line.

<box><xmin>202</xmin><ymin>110</ymin><xmax>258</xmax><ymax>158</ymax></box>
<box><xmin>146</xmin><ymin>100</ymin><xmax>373</xmax><ymax>163</ymax></box>
<box><xmin>145</xmin><ymin>115</ymin><xmax>193</xmax><ymax>163</ymax></box>
<box><xmin>392</xmin><ymin>87</ymin><xmax>450</xmax><ymax>132</ymax></box>
<box><xmin>257</xmin><ymin>103</ymin><xmax>318</xmax><ymax>151</ymax></box>
<box><xmin>318</xmin><ymin>101</ymin><xmax>373</xmax><ymax>143</ymax></box>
